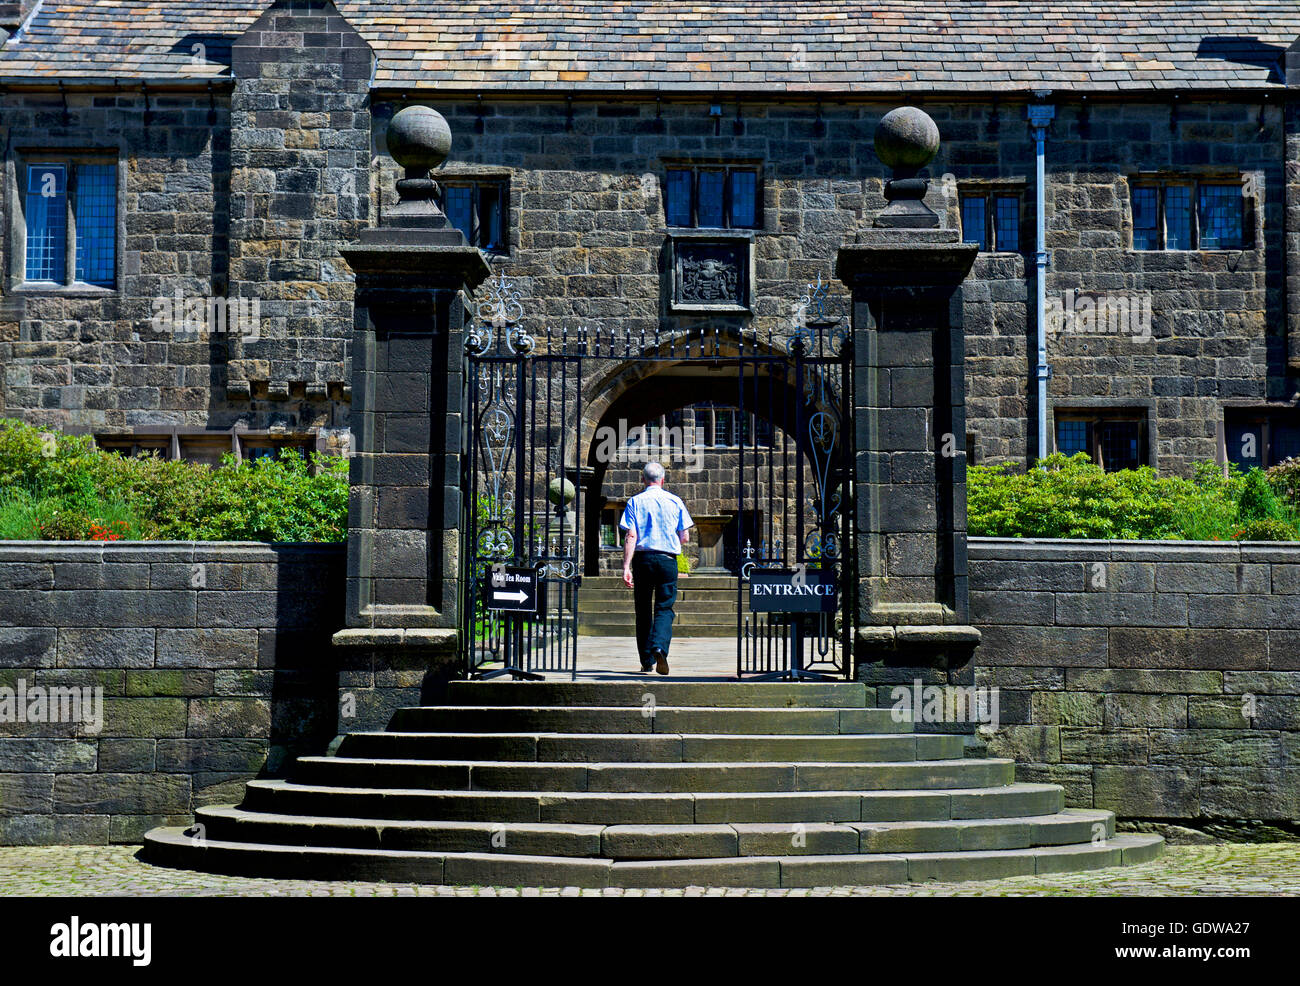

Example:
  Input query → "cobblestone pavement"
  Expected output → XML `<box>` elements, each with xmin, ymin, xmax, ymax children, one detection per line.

<box><xmin>0</xmin><ymin>843</ymin><xmax>1296</xmax><ymax>896</ymax></box>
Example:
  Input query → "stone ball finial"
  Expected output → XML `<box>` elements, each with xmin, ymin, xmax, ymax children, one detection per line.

<box><xmin>873</xmin><ymin>106</ymin><xmax>941</xmax><ymax>174</ymax></box>
<box><xmin>386</xmin><ymin>105</ymin><xmax>452</xmax><ymax>178</ymax></box>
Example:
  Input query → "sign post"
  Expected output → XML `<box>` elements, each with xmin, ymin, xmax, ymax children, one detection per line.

<box><xmin>748</xmin><ymin>567</ymin><xmax>838</xmax><ymax>681</ymax></box>
<box><xmin>487</xmin><ymin>566</ymin><xmax>540</xmax><ymax>614</ymax></box>
<box><xmin>475</xmin><ymin>565</ymin><xmax>545</xmax><ymax>681</ymax></box>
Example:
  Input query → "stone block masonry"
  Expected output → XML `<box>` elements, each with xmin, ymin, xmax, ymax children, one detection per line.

<box><xmin>0</xmin><ymin>542</ymin><xmax>344</xmax><ymax>845</ymax></box>
<box><xmin>1</xmin><ymin>536</ymin><xmax>1297</xmax><ymax>844</ymax></box>
<box><xmin>968</xmin><ymin>538</ymin><xmax>1300</xmax><ymax>827</ymax></box>
<box><xmin>0</xmin><ymin>87</ymin><xmax>1287</xmax><ymax>480</ymax></box>
<box><xmin>227</xmin><ymin>0</ymin><xmax>373</xmax><ymax>406</ymax></box>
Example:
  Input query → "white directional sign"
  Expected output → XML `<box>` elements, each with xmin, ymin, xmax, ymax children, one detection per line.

<box><xmin>487</xmin><ymin>566</ymin><xmax>540</xmax><ymax>613</ymax></box>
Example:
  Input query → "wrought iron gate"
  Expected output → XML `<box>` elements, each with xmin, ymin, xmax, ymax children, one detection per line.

<box><xmin>461</xmin><ymin>273</ymin><xmax>854</xmax><ymax>680</ymax></box>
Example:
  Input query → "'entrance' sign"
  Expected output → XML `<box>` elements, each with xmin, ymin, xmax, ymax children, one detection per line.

<box><xmin>749</xmin><ymin>568</ymin><xmax>838</xmax><ymax>614</ymax></box>
<box><xmin>487</xmin><ymin>565</ymin><xmax>540</xmax><ymax>613</ymax></box>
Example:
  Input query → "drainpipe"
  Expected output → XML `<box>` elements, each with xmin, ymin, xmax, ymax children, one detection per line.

<box><xmin>1286</xmin><ymin>37</ymin><xmax>1300</xmax><ymax>374</ymax></box>
<box><xmin>1027</xmin><ymin>96</ymin><xmax>1056</xmax><ymax>465</ymax></box>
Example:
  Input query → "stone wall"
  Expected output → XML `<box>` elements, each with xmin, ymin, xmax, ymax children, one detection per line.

<box><xmin>0</xmin><ymin>87</ymin><xmax>236</xmax><ymax>433</ymax></box>
<box><xmin>0</xmin><ymin>1</ymin><xmax>368</xmax><ymax>449</ymax></box>
<box><xmin>1</xmin><ymin>536</ymin><xmax>1297</xmax><ymax>843</ymax></box>
<box><xmin>969</xmin><ymin>537</ymin><xmax>1300</xmax><ymax>829</ymax></box>
<box><xmin>0</xmin><ymin>88</ymin><xmax>1291</xmax><ymax>478</ymax></box>
<box><xmin>226</xmin><ymin>0</ymin><xmax>372</xmax><ymax>407</ymax></box>
<box><xmin>390</xmin><ymin>95</ymin><xmax>1291</xmax><ymax>476</ymax></box>
<box><xmin>0</xmin><ymin>542</ymin><xmax>344</xmax><ymax>844</ymax></box>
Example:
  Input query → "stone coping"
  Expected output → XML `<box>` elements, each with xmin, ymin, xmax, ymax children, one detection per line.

<box><xmin>969</xmin><ymin>537</ymin><xmax>1300</xmax><ymax>563</ymax></box>
<box><xmin>0</xmin><ymin>541</ymin><xmax>345</xmax><ymax>563</ymax></box>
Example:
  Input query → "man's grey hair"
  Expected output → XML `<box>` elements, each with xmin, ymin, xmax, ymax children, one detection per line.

<box><xmin>642</xmin><ymin>461</ymin><xmax>665</xmax><ymax>484</ymax></box>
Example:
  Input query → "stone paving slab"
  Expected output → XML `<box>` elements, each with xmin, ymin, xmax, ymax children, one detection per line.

<box><xmin>492</xmin><ymin>636</ymin><xmax>783</xmax><ymax>680</ymax></box>
<box><xmin>0</xmin><ymin>843</ymin><xmax>1296</xmax><ymax>896</ymax></box>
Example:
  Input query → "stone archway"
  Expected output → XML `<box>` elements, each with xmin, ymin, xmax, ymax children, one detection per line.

<box><xmin>574</xmin><ymin>336</ymin><xmax>844</xmax><ymax>583</ymax></box>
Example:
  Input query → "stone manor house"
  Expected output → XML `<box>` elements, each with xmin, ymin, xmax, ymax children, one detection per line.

<box><xmin>0</xmin><ymin>0</ymin><xmax>1296</xmax><ymax>491</ymax></box>
<box><xmin>3</xmin><ymin>1</ymin><xmax>1300</xmax><ymax>879</ymax></box>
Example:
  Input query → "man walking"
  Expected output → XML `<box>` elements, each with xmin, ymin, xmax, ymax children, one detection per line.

<box><xmin>621</xmin><ymin>461</ymin><xmax>694</xmax><ymax>675</ymax></box>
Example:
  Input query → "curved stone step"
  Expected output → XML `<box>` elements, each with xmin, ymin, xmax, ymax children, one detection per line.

<box><xmin>190</xmin><ymin>806</ymin><xmax>1112</xmax><ymax>859</ymax></box>
<box><xmin>291</xmin><ymin>757</ymin><xmax>1017</xmax><ymax>793</ymax></box>
<box><xmin>335</xmin><ymin>731</ymin><xmax>963</xmax><ymax>763</ymax></box>
<box><xmin>385</xmin><ymin>705</ymin><xmax>910</xmax><ymax>735</ymax></box>
<box><xmin>141</xmin><ymin>827</ymin><xmax>1163</xmax><ymax>888</ymax></box>
<box><xmin>239</xmin><ymin>779</ymin><xmax>1064</xmax><ymax>824</ymax></box>
<box><xmin>446</xmin><ymin>681</ymin><xmax>869</xmax><ymax>708</ymax></box>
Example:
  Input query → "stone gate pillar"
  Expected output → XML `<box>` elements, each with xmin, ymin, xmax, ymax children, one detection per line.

<box><xmin>835</xmin><ymin>107</ymin><xmax>981</xmax><ymax>686</ymax></box>
<box><xmin>331</xmin><ymin>107</ymin><xmax>489</xmax><ymax>726</ymax></box>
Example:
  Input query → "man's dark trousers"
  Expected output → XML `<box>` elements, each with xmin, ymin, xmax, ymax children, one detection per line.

<box><xmin>632</xmin><ymin>550</ymin><xmax>678</xmax><ymax>660</ymax></box>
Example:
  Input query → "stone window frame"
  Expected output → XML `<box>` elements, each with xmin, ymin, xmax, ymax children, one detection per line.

<box><xmin>598</xmin><ymin>506</ymin><xmax>623</xmax><ymax>551</ymax></box>
<box><xmin>1219</xmin><ymin>404</ymin><xmax>1300</xmax><ymax>470</ymax></box>
<box><xmin>435</xmin><ymin>167</ymin><xmax>512</xmax><ymax>256</ymax></box>
<box><xmin>1048</xmin><ymin>399</ymin><xmax>1157</xmax><ymax>472</ymax></box>
<box><xmin>956</xmin><ymin>179</ymin><xmax>1029</xmax><ymax>254</ymax></box>
<box><xmin>659</xmin><ymin>157</ymin><xmax>765</xmax><ymax>232</ymax></box>
<box><xmin>4</xmin><ymin>137</ymin><xmax>126</xmax><ymax>296</ymax></box>
<box><xmin>1126</xmin><ymin>172</ymin><xmax>1257</xmax><ymax>252</ymax></box>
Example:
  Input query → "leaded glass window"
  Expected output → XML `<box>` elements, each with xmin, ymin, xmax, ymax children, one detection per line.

<box><xmin>20</xmin><ymin>158</ymin><xmax>117</xmax><ymax>288</ymax></box>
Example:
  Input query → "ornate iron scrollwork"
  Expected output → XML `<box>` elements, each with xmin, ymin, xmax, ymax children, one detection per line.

<box><xmin>469</xmin><ymin>270</ymin><xmax>535</xmax><ymax>357</ymax></box>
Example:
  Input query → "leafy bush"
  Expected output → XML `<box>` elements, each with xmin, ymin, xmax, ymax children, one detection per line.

<box><xmin>968</xmin><ymin>452</ymin><xmax>1299</xmax><ymax>541</ymax></box>
<box><xmin>1266</xmin><ymin>457</ymin><xmax>1300</xmax><ymax>509</ymax></box>
<box><xmin>1237</xmin><ymin>468</ymin><xmax>1283</xmax><ymax>523</ymax></box>
<box><xmin>969</xmin><ymin>453</ymin><xmax>1197</xmax><ymax>539</ymax></box>
<box><xmin>1234</xmin><ymin>517</ymin><xmax>1299</xmax><ymax>541</ymax></box>
<box><xmin>0</xmin><ymin>418</ymin><xmax>348</xmax><ymax>542</ymax></box>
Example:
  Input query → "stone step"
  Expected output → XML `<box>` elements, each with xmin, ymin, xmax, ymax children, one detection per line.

<box><xmin>576</xmin><ymin>612</ymin><xmax>739</xmax><ymax>626</ymax></box>
<box><xmin>385</xmin><ymin>705</ymin><xmax>909</xmax><ymax>735</ymax></box>
<box><xmin>239</xmin><ymin>780</ymin><xmax>1064</xmax><ymax>824</ymax></box>
<box><xmin>190</xmin><ymin>806</ymin><xmax>1112</xmax><ymax>858</ymax></box>
<box><xmin>578</xmin><ymin>623</ymin><xmax>735</xmax><ymax>637</ymax></box>
<box><xmin>584</xmin><ymin>576</ymin><xmax>739</xmax><ymax>591</ymax></box>
<box><xmin>579</xmin><ymin>586</ymin><xmax>740</xmax><ymax>602</ymax></box>
<box><xmin>577</xmin><ymin>607</ymin><xmax>739</xmax><ymax>621</ymax></box>
<box><xmin>292</xmin><ymin>757</ymin><xmax>1017</xmax><ymax>793</ymax></box>
<box><xmin>446</xmin><ymin>680</ymin><xmax>869</xmax><ymax>708</ymax></box>
<box><xmin>142</xmin><ymin>827</ymin><xmax>1163</xmax><ymax>888</ymax></box>
<box><xmin>335</xmin><ymin>731</ymin><xmax>962</xmax><ymax>763</ymax></box>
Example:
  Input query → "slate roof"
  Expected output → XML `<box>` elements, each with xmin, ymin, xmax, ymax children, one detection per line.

<box><xmin>0</xmin><ymin>0</ymin><xmax>1296</xmax><ymax>91</ymax></box>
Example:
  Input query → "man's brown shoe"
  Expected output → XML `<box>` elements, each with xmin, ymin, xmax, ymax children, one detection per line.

<box><xmin>652</xmin><ymin>649</ymin><xmax>669</xmax><ymax>675</ymax></box>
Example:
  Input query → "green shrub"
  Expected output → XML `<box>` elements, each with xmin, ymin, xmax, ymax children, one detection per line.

<box><xmin>186</xmin><ymin>451</ymin><xmax>349</xmax><ymax>542</ymax></box>
<box><xmin>0</xmin><ymin>418</ymin><xmax>348</xmax><ymax>542</ymax></box>
<box><xmin>968</xmin><ymin>452</ymin><xmax>1297</xmax><ymax>541</ymax></box>
<box><xmin>1267</xmin><ymin>457</ymin><xmax>1300</xmax><ymax>511</ymax></box>
<box><xmin>1237</xmin><ymin>468</ymin><xmax>1283</xmax><ymax>523</ymax></box>
<box><xmin>1234</xmin><ymin>517</ymin><xmax>1299</xmax><ymax>541</ymax></box>
<box><xmin>969</xmin><ymin>453</ymin><xmax>1199</xmax><ymax>540</ymax></box>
